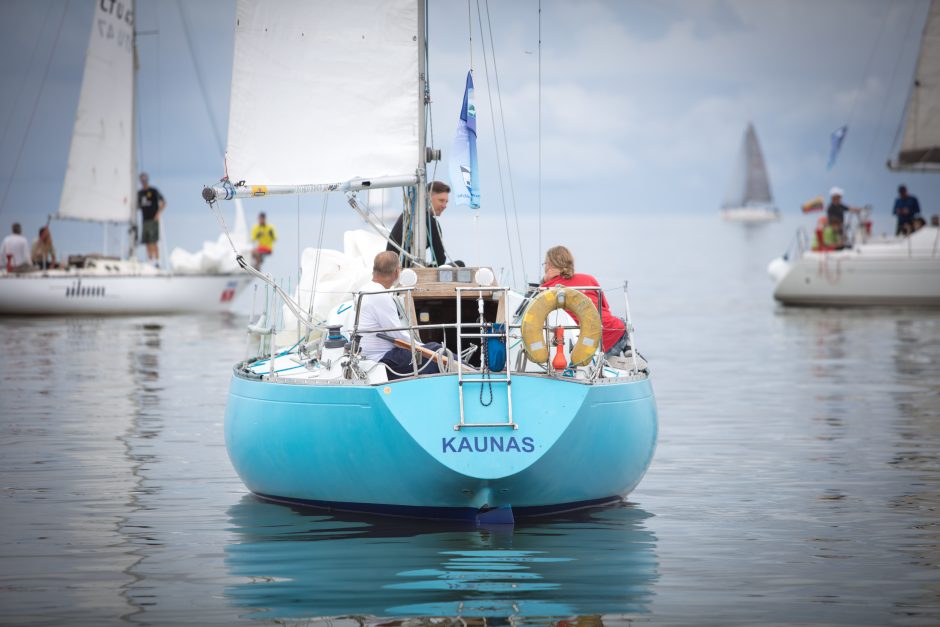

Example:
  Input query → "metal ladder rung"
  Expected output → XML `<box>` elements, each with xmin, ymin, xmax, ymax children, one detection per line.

<box><xmin>454</xmin><ymin>422</ymin><xmax>518</xmax><ymax>430</ymax></box>
<box><xmin>455</xmin><ymin>287</ymin><xmax>515</xmax><ymax>430</ymax></box>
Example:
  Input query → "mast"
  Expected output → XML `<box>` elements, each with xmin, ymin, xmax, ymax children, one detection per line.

<box><xmin>128</xmin><ymin>4</ymin><xmax>138</xmax><ymax>260</ymax></box>
<box><xmin>412</xmin><ymin>0</ymin><xmax>429</xmax><ymax>261</ymax></box>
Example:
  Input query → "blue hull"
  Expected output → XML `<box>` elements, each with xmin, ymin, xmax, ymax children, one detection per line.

<box><xmin>225</xmin><ymin>372</ymin><xmax>657</xmax><ymax>520</ymax></box>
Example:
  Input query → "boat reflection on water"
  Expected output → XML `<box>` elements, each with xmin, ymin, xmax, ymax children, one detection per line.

<box><xmin>224</xmin><ymin>496</ymin><xmax>659</xmax><ymax>621</ymax></box>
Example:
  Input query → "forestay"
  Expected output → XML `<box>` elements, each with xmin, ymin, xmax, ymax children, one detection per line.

<box><xmin>225</xmin><ymin>0</ymin><xmax>420</xmax><ymax>186</ymax></box>
<box><xmin>892</xmin><ymin>0</ymin><xmax>940</xmax><ymax>169</ymax></box>
<box><xmin>57</xmin><ymin>0</ymin><xmax>136</xmax><ymax>223</ymax></box>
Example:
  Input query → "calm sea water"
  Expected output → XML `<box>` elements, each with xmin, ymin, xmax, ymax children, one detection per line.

<box><xmin>1</xmin><ymin>215</ymin><xmax>939</xmax><ymax>625</ymax></box>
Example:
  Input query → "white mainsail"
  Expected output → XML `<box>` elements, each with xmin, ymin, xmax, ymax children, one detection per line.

<box><xmin>225</xmin><ymin>0</ymin><xmax>420</xmax><ymax>186</ymax></box>
<box><xmin>890</xmin><ymin>0</ymin><xmax>940</xmax><ymax>170</ymax></box>
<box><xmin>722</xmin><ymin>123</ymin><xmax>774</xmax><ymax>209</ymax></box>
<box><xmin>57</xmin><ymin>0</ymin><xmax>136</xmax><ymax>223</ymax></box>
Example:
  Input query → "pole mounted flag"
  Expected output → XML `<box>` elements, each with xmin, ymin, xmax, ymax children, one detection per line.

<box><xmin>827</xmin><ymin>125</ymin><xmax>847</xmax><ymax>170</ymax></box>
<box><xmin>450</xmin><ymin>71</ymin><xmax>480</xmax><ymax>209</ymax></box>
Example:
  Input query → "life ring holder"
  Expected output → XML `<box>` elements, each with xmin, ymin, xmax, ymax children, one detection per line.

<box><xmin>520</xmin><ymin>286</ymin><xmax>603</xmax><ymax>367</ymax></box>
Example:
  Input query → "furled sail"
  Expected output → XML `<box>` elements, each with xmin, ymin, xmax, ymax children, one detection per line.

<box><xmin>889</xmin><ymin>0</ymin><xmax>940</xmax><ymax>170</ymax></box>
<box><xmin>225</xmin><ymin>0</ymin><xmax>420</xmax><ymax>187</ymax></box>
<box><xmin>722</xmin><ymin>123</ymin><xmax>774</xmax><ymax>208</ymax></box>
<box><xmin>57</xmin><ymin>0</ymin><xmax>136</xmax><ymax>223</ymax></box>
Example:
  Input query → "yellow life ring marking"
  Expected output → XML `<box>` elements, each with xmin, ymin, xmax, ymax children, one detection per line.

<box><xmin>520</xmin><ymin>287</ymin><xmax>602</xmax><ymax>366</ymax></box>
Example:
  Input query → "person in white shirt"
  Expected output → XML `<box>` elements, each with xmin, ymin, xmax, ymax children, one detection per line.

<box><xmin>358</xmin><ymin>251</ymin><xmax>442</xmax><ymax>379</ymax></box>
<box><xmin>1</xmin><ymin>222</ymin><xmax>32</xmax><ymax>271</ymax></box>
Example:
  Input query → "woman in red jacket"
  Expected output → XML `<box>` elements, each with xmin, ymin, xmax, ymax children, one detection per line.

<box><xmin>539</xmin><ymin>245</ymin><xmax>629</xmax><ymax>357</ymax></box>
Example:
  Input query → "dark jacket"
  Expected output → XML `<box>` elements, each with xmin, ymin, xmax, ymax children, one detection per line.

<box><xmin>386</xmin><ymin>212</ymin><xmax>447</xmax><ymax>266</ymax></box>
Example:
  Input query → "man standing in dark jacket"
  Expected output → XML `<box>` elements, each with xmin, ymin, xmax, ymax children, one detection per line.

<box><xmin>387</xmin><ymin>181</ymin><xmax>451</xmax><ymax>266</ymax></box>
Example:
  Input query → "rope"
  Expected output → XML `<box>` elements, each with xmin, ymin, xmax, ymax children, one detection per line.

<box><xmin>479</xmin><ymin>322</ymin><xmax>493</xmax><ymax>406</ymax></box>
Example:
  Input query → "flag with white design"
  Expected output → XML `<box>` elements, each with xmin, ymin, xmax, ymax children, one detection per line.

<box><xmin>827</xmin><ymin>125</ymin><xmax>847</xmax><ymax>170</ymax></box>
<box><xmin>449</xmin><ymin>71</ymin><xmax>480</xmax><ymax>209</ymax></box>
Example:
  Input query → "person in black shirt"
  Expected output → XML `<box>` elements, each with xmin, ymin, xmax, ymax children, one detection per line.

<box><xmin>892</xmin><ymin>185</ymin><xmax>922</xmax><ymax>236</ymax></box>
<box><xmin>137</xmin><ymin>172</ymin><xmax>166</xmax><ymax>264</ymax></box>
<box><xmin>386</xmin><ymin>181</ymin><xmax>452</xmax><ymax>267</ymax></box>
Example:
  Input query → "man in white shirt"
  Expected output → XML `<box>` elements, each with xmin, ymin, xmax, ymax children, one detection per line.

<box><xmin>359</xmin><ymin>251</ymin><xmax>441</xmax><ymax>379</ymax></box>
<box><xmin>1</xmin><ymin>223</ymin><xmax>32</xmax><ymax>271</ymax></box>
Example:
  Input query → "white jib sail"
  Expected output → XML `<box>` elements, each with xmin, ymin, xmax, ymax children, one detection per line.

<box><xmin>57</xmin><ymin>0</ymin><xmax>136</xmax><ymax>223</ymax></box>
<box><xmin>894</xmin><ymin>0</ymin><xmax>940</xmax><ymax>168</ymax></box>
<box><xmin>225</xmin><ymin>0</ymin><xmax>420</xmax><ymax>187</ymax></box>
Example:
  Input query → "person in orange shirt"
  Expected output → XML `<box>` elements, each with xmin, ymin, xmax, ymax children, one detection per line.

<box><xmin>539</xmin><ymin>245</ymin><xmax>629</xmax><ymax>358</ymax></box>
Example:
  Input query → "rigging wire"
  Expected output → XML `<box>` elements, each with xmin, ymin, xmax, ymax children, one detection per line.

<box><xmin>483</xmin><ymin>0</ymin><xmax>527</xmax><ymax>284</ymax></box>
<box><xmin>306</xmin><ymin>193</ymin><xmax>330</xmax><ymax>327</ymax></box>
<box><xmin>176</xmin><ymin>0</ymin><xmax>225</xmax><ymax>154</ymax></box>
<box><xmin>886</xmin><ymin>2</ymin><xmax>928</xmax><ymax>167</ymax></box>
<box><xmin>538</xmin><ymin>0</ymin><xmax>542</xmax><ymax>281</ymax></box>
<box><xmin>297</xmin><ymin>195</ymin><xmax>301</xmax><ymax>294</ymax></box>
<box><xmin>862</xmin><ymin>1</ymin><xmax>922</xmax><ymax>197</ymax></box>
<box><xmin>467</xmin><ymin>0</ymin><xmax>473</xmax><ymax>72</ymax></box>
<box><xmin>0</xmin><ymin>1</ymin><xmax>54</xmax><ymax>173</ymax></box>
<box><xmin>0</xmin><ymin>1</ymin><xmax>70</xmax><ymax>217</ymax></box>
<box><xmin>834</xmin><ymin>1</ymin><xmax>891</xmax><ymax>181</ymax></box>
<box><xmin>475</xmin><ymin>0</ymin><xmax>518</xmax><ymax>287</ymax></box>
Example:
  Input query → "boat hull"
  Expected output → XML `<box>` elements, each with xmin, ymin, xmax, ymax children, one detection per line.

<box><xmin>225</xmin><ymin>372</ymin><xmax>658</xmax><ymax>520</ymax></box>
<box><xmin>771</xmin><ymin>253</ymin><xmax>940</xmax><ymax>306</ymax></box>
<box><xmin>0</xmin><ymin>272</ymin><xmax>253</xmax><ymax>314</ymax></box>
<box><xmin>720</xmin><ymin>207</ymin><xmax>779</xmax><ymax>223</ymax></box>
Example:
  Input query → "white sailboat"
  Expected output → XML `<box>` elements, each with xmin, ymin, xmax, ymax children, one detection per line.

<box><xmin>202</xmin><ymin>0</ymin><xmax>657</xmax><ymax>523</ymax></box>
<box><xmin>767</xmin><ymin>0</ymin><xmax>940</xmax><ymax>307</ymax></box>
<box><xmin>0</xmin><ymin>0</ymin><xmax>253</xmax><ymax>315</ymax></box>
<box><xmin>720</xmin><ymin>123</ymin><xmax>780</xmax><ymax>223</ymax></box>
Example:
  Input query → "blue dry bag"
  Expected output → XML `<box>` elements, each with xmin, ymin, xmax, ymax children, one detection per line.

<box><xmin>486</xmin><ymin>323</ymin><xmax>507</xmax><ymax>371</ymax></box>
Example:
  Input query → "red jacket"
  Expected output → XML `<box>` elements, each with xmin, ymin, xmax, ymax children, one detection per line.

<box><xmin>540</xmin><ymin>273</ymin><xmax>625</xmax><ymax>352</ymax></box>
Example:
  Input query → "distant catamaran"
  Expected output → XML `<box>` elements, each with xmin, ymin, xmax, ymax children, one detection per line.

<box><xmin>721</xmin><ymin>123</ymin><xmax>780</xmax><ymax>223</ymax></box>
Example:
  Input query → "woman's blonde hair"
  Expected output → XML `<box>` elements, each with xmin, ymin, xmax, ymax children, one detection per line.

<box><xmin>545</xmin><ymin>245</ymin><xmax>575</xmax><ymax>279</ymax></box>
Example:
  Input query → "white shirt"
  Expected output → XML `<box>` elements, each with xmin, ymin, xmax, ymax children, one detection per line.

<box><xmin>357</xmin><ymin>281</ymin><xmax>411</xmax><ymax>361</ymax></box>
<box><xmin>0</xmin><ymin>233</ymin><xmax>30</xmax><ymax>267</ymax></box>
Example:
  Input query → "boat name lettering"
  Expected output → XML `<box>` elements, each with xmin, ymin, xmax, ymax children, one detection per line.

<box><xmin>441</xmin><ymin>436</ymin><xmax>535</xmax><ymax>454</ymax></box>
<box><xmin>66</xmin><ymin>279</ymin><xmax>106</xmax><ymax>299</ymax></box>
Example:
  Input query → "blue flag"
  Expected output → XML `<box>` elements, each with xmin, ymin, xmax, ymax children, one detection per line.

<box><xmin>449</xmin><ymin>71</ymin><xmax>480</xmax><ymax>209</ymax></box>
<box><xmin>827</xmin><ymin>125</ymin><xmax>847</xmax><ymax>170</ymax></box>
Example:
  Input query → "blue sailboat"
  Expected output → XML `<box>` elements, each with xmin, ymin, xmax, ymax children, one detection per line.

<box><xmin>203</xmin><ymin>0</ymin><xmax>657</xmax><ymax>523</ymax></box>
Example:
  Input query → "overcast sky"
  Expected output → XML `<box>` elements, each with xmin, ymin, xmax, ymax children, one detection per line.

<box><xmin>0</xmin><ymin>0</ymin><xmax>937</xmax><ymax>276</ymax></box>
